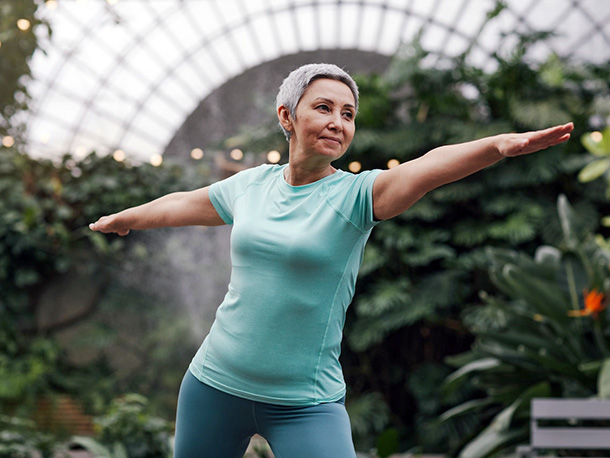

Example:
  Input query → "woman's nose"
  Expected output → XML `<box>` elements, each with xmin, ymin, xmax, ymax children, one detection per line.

<box><xmin>328</xmin><ymin>112</ymin><xmax>343</xmax><ymax>131</ymax></box>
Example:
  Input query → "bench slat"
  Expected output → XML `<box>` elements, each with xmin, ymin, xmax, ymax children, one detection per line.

<box><xmin>532</xmin><ymin>427</ymin><xmax>610</xmax><ymax>448</ymax></box>
<box><xmin>532</xmin><ymin>399</ymin><xmax>610</xmax><ymax>419</ymax></box>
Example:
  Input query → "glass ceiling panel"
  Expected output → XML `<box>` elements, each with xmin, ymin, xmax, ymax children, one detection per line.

<box><xmin>22</xmin><ymin>0</ymin><xmax>610</xmax><ymax>164</ymax></box>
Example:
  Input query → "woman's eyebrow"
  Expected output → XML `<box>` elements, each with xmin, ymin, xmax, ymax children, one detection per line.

<box><xmin>314</xmin><ymin>97</ymin><xmax>356</xmax><ymax>110</ymax></box>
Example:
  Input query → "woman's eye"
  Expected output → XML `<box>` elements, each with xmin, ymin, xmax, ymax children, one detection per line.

<box><xmin>343</xmin><ymin>112</ymin><xmax>354</xmax><ymax>119</ymax></box>
<box><xmin>317</xmin><ymin>105</ymin><xmax>330</xmax><ymax>112</ymax></box>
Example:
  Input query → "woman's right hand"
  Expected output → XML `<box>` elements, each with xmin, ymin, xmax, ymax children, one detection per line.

<box><xmin>89</xmin><ymin>214</ymin><xmax>130</xmax><ymax>236</ymax></box>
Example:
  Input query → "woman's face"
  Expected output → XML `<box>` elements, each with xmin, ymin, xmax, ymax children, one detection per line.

<box><xmin>287</xmin><ymin>78</ymin><xmax>356</xmax><ymax>163</ymax></box>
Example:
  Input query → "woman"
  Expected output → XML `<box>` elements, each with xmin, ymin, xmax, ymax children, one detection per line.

<box><xmin>90</xmin><ymin>63</ymin><xmax>574</xmax><ymax>457</ymax></box>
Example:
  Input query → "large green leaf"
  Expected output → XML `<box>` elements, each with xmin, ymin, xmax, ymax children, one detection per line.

<box><xmin>598</xmin><ymin>358</ymin><xmax>610</xmax><ymax>399</ymax></box>
<box><xmin>458</xmin><ymin>382</ymin><xmax>550</xmax><ymax>458</ymax></box>
<box><xmin>500</xmin><ymin>264</ymin><xmax>571</xmax><ymax>324</ymax></box>
<box><xmin>581</xmin><ymin>127</ymin><xmax>610</xmax><ymax>157</ymax></box>
<box><xmin>557</xmin><ymin>194</ymin><xmax>582</xmax><ymax>250</ymax></box>
<box><xmin>458</xmin><ymin>424</ymin><xmax>527</xmax><ymax>458</ymax></box>
<box><xmin>444</xmin><ymin>358</ymin><xmax>502</xmax><ymax>395</ymax></box>
<box><xmin>440</xmin><ymin>398</ymin><xmax>496</xmax><ymax>422</ymax></box>
<box><xmin>478</xmin><ymin>330</ymin><xmax>575</xmax><ymax>365</ymax></box>
<box><xmin>578</xmin><ymin>158</ymin><xmax>610</xmax><ymax>183</ymax></box>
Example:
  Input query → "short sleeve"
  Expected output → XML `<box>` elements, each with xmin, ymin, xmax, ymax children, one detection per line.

<box><xmin>209</xmin><ymin>166</ymin><xmax>261</xmax><ymax>225</ymax></box>
<box><xmin>328</xmin><ymin>169</ymin><xmax>383</xmax><ymax>232</ymax></box>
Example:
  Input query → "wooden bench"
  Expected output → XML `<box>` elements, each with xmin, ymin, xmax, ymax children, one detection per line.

<box><xmin>517</xmin><ymin>398</ymin><xmax>610</xmax><ymax>457</ymax></box>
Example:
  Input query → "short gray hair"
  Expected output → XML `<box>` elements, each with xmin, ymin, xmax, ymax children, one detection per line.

<box><xmin>276</xmin><ymin>63</ymin><xmax>359</xmax><ymax>141</ymax></box>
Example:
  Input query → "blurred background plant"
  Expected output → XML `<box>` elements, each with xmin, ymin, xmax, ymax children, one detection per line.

<box><xmin>0</xmin><ymin>415</ymin><xmax>59</xmax><ymax>458</ymax></box>
<box><xmin>1</xmin><ymin>1</ymin><xmax>209</xmax><ymax>453</ymax></box>
<box><xmin>71</xmin><ymin>394</ymin><xmax>173</xmax><ymax>458</ymax></box>
<box><xmin>340</xmin><ymin>29</ymin><xmax>610</xmax><ymax>457</ymax></box>
<box><xmin>437</xmin><ymin>195</ymin><xmax>610</xmax><ymax>457</ymax></box>
<box><xmin>578</xmin><ymin>127</ymin><xmax>610</xmax><ymax>227</ymax></box>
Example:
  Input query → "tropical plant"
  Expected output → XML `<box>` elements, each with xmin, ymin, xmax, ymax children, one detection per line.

<box><xmin>71</xmin><ymin>393</ymin><xmax>173</xmax><ymax>458</ymax></box>
<box><xmin>439</xmin><ymin>195</ymin><xmax>610</xmax><ymax>457</ymax></box>
<box><xmin>0</xmin><ymin>415</ymin><xmax>62</xmax><ymax>458</ymax></box>
<box><xmin>0</xmin><ymin>147</ymin><xmax>200</xmax><ymax>394</ymax></box>
<box><xmin>0</xmin><ymin>0</ymin><xmax>49</xmax><ymax>144</ymax></box>
<box><xmin>578</xmin><ymin>127</ymin><xmax>610</xmax><ymax>225</ymax></box>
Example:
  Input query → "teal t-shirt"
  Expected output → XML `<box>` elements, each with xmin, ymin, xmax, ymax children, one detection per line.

<box><xmin>189</xmin><ymin>163</ymin><xmax>382</xmax><ymax>406</ymax></box>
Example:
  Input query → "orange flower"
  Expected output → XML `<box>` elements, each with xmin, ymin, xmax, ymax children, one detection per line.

<box><xmin>568</xmin><ymin>289</ymin><xmax>607</xmax><ymax>318</ymax></box>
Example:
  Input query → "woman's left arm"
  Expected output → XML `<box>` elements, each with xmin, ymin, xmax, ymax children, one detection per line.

<box><xmin>372</xmin><ymin>122</ymin><xmax>574</xmax><ymax>221</ymax></box>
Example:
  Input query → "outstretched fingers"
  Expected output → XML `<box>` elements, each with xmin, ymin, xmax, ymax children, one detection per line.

<box><xmin>531</xmin><ymin>122</ymin><xmax>574</xmax><ymax>145</ymax></box>
<box><xmin>89</xmin><ymin>215</ymin><xmax>130</xmax><ymax>236</ymax></box>
<box><xmin>504</xmin><ymin>122</ymin><xmax>573</xmax><ymax>157</ymax></box>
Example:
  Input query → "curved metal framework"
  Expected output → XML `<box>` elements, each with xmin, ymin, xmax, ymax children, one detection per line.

<box><xmin>24</xmin><ymin>0</ymin><xmax>610</xmax><ymax>162</ymax></box>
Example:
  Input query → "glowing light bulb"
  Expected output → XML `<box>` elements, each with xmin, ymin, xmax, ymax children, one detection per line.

<box><xmin>113</xmin><ymin>149</ymin><xmax>126</xmax><ymax>162</ymax></box>
<box><xmin>230</xmin><ymin>149</ymin><xmax>244</xmax><ymax>161</ymax></box>
<box><xmin>17</xmin><ymin>19</ymin><xmax>31</xmax><ymax>31</ymax></box>
<box><xmin>150</xmin><ymin>153</ymin><xmax>163</xmax><ymax>167</ymax></box>
<box><xmin>348</xmin><ymin>161</ymin><xmax>362</xmax><ymax>173</ymax></box>
<box><xmin>2</xmin><ymin>136</ymin><xmax>15</xmax><ymax>148</ymax></box>
<box><xmin>190</xmin><ymin>148</ymin><xmax>204</xmax><ymax>160</ymax></box>
<box><xmin>45</xmin><ymin>0</ymin><xmax>58</xmax><ymax>9</ymax></box>
<box><xmin>387</xmin><ymin>159</ymin><xmax>400</xmax><ymax>169</ymax></box>
<box><xmin>74</xmin><ymin>145</ymin><xmax>88</xmax><ymax>158</ymax></box>
<box><xmin>591</xmin><ymin>131</ymin><xmax>603</xmax><ymax>143</ymax></box>
<box><xmin>267</xmin><ymin>150</ymin><xmax>281</xmax><ymax>164</ymax></box>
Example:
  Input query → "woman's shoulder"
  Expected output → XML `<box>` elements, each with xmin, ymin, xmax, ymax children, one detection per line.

<box><xmin>328</xmin><ymin>168</ymin><xmax>382</xmax><ymax>189</ymax></box>
<box><xmin>222</xmin><ymin>163</ymin><xmax>283</xmax><ymax>184</ymax></box>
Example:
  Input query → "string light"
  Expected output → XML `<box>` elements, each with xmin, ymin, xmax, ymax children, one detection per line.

<box><xmin>348</xmin><ymin>161</ymin><xmax>362</xmax><ymax>173</ymax></box>
<box><xmin>2</xmin><ymin>136</ymin><xmax>15</xmax><ymax>148</ymax></box>
<box><xmin>150</xmin><ymin>153</ymin><xmax>163</xmax><ymax>166</ymax></box>
<box><xmin>190</xmin><ymin>148</ymin><xmax>204</xmax><ymax>160</ymax></box>
<box><xmin>113</xmin><ymin>149</ymin><xmax>126</xmax><ymax>162</ymax></box>
<box><xmin>387</xmin><ymin>159</ymin><xmax>400</xmax><ymax>169</ymax></box>
<box><xmin>591</xmin><ymin>131</ymin><xmax>603</xmax><ymax>142</ymax></box>
<box><xmin>230</xmin><ymin>149</ymin><xmax>244</xmax><ymax>161</ymax></box>
<box><xmin>17</xmin><ymin>19</ymin><xmax>31</xmax><ymax>31</ymax></box>
<box><xmin>45</xmin><ymin>0</ymin><xmax>58</xmax><ymax>10</ymax></box>
<box><xmin>267</xmin><ymin>150</ymin><xmax>281</xmax><ymax>163</ymax></box>
<box><xmin>74</xmin><ymin>145</ymin><xmax>88</xmax><ymax>158</ymax></box>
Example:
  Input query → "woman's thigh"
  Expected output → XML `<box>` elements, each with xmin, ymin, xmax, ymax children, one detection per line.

<box><xmin>173</xmin><ymin>371</ymin><xmax>255</xmax><ymax>458</ymax></box>
<box><xmin>257</xmin><ymin>400</ymin><xmax>357</xmax><ymax>458</ymax></box>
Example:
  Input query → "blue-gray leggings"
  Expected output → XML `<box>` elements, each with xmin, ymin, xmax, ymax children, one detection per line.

<box><xmin>174</xmin><ymin>370</ymin><xmax>357</xmax><ymax>458</ymax></box>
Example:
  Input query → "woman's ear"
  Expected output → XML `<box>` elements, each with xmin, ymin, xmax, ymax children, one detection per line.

<box><xmin>277</xmin><ymin>105</ymin><xmax>293</xmax><ymax>133</ymax></box>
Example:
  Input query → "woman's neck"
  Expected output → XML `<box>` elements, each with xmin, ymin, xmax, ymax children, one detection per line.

<box><xmin>284</xmin><ymin>162</ymin><xmax>336</xmax><ymax>186</ymax></box>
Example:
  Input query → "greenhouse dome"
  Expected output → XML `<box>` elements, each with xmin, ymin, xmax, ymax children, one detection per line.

<box><xmin>20</xmin><ymin>0</ymin><xmax>610</xmax><ymax>163</ymax></box>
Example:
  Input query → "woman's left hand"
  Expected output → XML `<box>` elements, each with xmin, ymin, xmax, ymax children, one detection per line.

<box><xmin>496</xmin><ymin>122</ymin><xmax>574</xmax><ymax>157</ymax></box>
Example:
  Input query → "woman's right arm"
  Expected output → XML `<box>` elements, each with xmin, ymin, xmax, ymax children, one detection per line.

<box><xmin>89</xmin><ymin>186</ymin><xmax>225</xmax><ymax>235</ymax></box>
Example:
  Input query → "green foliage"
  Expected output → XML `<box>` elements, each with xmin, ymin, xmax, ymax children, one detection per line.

<box><xmin>0</xmin><ymin>147</ymin><xmax>202</xmax><ymax>326</ymax></box>
<box><xmin>72</xmin><ymin>394</ymin><xmax>173</xmax><ymax>458</ymax></box>
<box><xmin>0</xmin><ymin>333</ymin><xmax>59</xmax><ymax>410</ymax></box>
<box><xmin>347</xmin><ymin>391</ymin><xmax>390</xmax><ymax>452</ymax></box>
<box><xmin>579</xmin><ymin>127</ymin><xmax>610</xmax><ymax>225</ymax></box>
<box><xmin>0</xmin><ymin>0</ymin><xmax>49</xmax><ymax>142</ymax></box>
<box><xmin>0</xmin><ymin>146</ymin><xmax>209</xmax><ymax>434</ymax></box>
<box><xmin>0</xmin><ymin>415</ymin><xmax>61</xmax><ymax>458</ymax></box>
<box><xmin>440</xmin><ymin>196</ymin><xmax>610</xmax><ymax>457</ymax></box>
